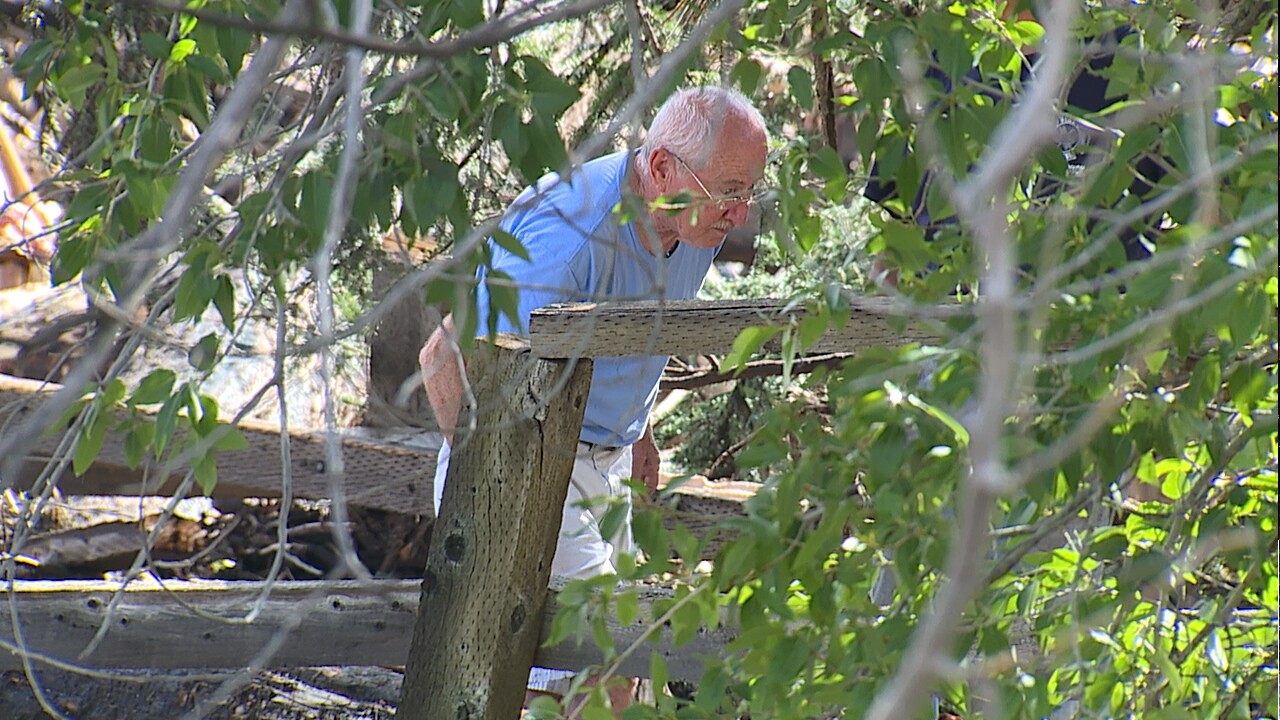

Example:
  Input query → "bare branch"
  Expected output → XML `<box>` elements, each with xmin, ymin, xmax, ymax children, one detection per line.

<box><xmin>660</xmin><ymin>352</ymin><xmax>850</xmax><ymax>390</ymax></box>
<box><xmin>865</xmin><ymin>0</ymin><xmax>1082</xmax><ymax>715</ymax></box>
<box><xmin>133</xmin><ymin>0</ymin><xmax>619</xmax><ymax>58</ymax></box>
<box><xmin>309</xmin><ymin>0</ymin><xmax>374</xmax><ymax>582</ymax></box>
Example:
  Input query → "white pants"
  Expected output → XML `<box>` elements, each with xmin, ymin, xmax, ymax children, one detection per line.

<box><xmin>432</xmin><ymin>440</ymin><xmax>634</xmax><ymax>578</ymax></box>
<box><xmin>433</xmin><ymin>439</ymin><xmax>634</xmax><ymax>692</ymax></box>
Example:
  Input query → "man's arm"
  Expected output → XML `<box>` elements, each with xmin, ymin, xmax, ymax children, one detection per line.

<box><xmin>419</xmin><ymin>314</ymin><xmax>464</xmax><ymax>444</ymax></box>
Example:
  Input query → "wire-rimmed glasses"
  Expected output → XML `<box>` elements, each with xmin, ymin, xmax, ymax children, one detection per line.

<box><xmin>667</xmin><ymin>151</ymin><xmax>767</xmax><ymax>209</ymax></box>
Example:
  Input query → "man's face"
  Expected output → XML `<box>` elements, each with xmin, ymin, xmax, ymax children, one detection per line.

<box><xmin>653</xmin><ymin>118</ymin><xmax>767</xmax><ymax>249</ymax></box>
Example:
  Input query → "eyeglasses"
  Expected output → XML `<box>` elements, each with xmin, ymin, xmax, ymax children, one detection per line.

<box><xmin>668</xmin><ymin>151</ymin><xmax>765</xmax><ymax>209</ymax></box>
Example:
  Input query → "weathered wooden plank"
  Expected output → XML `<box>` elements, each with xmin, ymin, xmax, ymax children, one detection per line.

<box><xmin>0</xmin><ymin>578</ymin><xmax>735</xmax><ymax>679</ymax></box>
<box><xmin>398</xmin><ymin>337</ymin><xmax>592</xmax><ymax>719</ymax></box>
<box><xmin>528</xmin><ymin>297</ymin><xmax>946</xmax><ymax>358</ymax></box>
<box><xmin>0</xmin><ymin>374</ymin><xmax>439</xmax><ymax>517</ymax></box>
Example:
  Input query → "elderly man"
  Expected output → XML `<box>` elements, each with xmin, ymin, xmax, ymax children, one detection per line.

<box><xmin>419</xmin><ymin>85</ymin><xmax>767</xmax><ymax>711</ymax></box>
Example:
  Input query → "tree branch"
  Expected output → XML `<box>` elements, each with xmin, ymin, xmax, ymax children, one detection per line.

<box><xmin>660</xmin><ymin>352</ymin><xmax>850</xmax><ymax>390</ymax></box>
<box><xmin>864</xmin><ymin>0</ymin><xmax>1081</xmax><ymax>715</ymax></box>
<box><xmin>132</xmin><ymin>0</ymin><xmax>618</xmax><ymax>58</ymax></box>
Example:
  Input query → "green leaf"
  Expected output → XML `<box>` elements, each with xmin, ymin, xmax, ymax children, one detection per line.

<box><xmin>874</xmin><ymin>216</ymin><xmax>931</xmax><ymax>274</ymax></box>
<box><xmin>524</xmin><ymin>696</ymin><xmax>561</xmax><ymax>720</ymax></box>
<box><xmin>482</xmin><ymin>270</ymin><xmax>522</xmax><ymax>336</ymax></box>
<box><xmin>1110</xmin><ymin>679</ymin><xmax>1126</xmax><ymax>713</ymax></box>
<box><xmin>155</xmin><ymin>389</ymin><xmax>185</xmax><ymax>458</ymax></box>
<box><xmin>797</xmin><ymin>311</ymin><xmax>829</xmax><ymax>351</ymax></box>
<box><xmin>1227</xmin><ymin>363</ymin><xmax>1267</xmax><ymax>417</ymax></box>
<box><xmin>809</xmin><ymin>145</ymin><xmax>846</xmax><ymax>181</ymax></box>
<box><xmin>694</xmin><ymin>664</ymin><xmax>728</xmax><ymax>711</ymax></box>
<box><xmin>56</xmin><ymin>63</ymin><xmax>106</xmax><ymax>107</ymax></box>
<box><xmin>670</xmin><ymin>594</ymin><xmax>702</xmax><ymax>647</ymax></box>
<box><xmin>581</xmin><ymin>702</ymin><xmax>613</xmax><ymax>720</ymax></box>
<box><xmin>1009</xmin><ymin>20</ymin><xmax>1044</xmax><ymax>47</ymax></box>
<box><xmin>131</xmin><ymin>369</ymin><xmax>177</xmax><ymax>406</ymax></box>
<box><xmin>1183</xmin><ymin>352</ymin><xmax>1221</xmax><ymax>409</ymax></box>
<box><xmin>615</xmin><ymin>589</ymin><xmax>639</xmax><ymax>627</ymax></box>
<box><xmin>193</xmin><ymin>394</ymin><xmax>220</xmax><ymax>436</ymax></box>
<box><xmin>731</xmin><ymin>57</ymin><xmax>764</xmax><ymax>95</ymax></box>
<box><xmin>446</xmin><ymin>0</ymin><xmax>484</xmax><ymax>27</ymax></box>
<box><xmin>139</xmin><ymin>32</ymin><xmax>172</xmax><ymax>60</ymax></box>
<box><xmin>162</xmin><ymin>66</ymin><xmax>211</xmax><ymax>129</ymax></box>
<box><xmin>767</xmin><ymin>634</ymin><xmax>809</xmax><ymax>686</ymax></box>
<box><xmin>123</xmin><ymin>422</ymin><xmax>155</xmax><ymax>469</ymax></box>
<box><xmin>723</xmin><ymin>325</ymin><xmax>781</xmax><ymax>371</ymax></box>
<box><xmin>544</xmin><ymin>603</ymin><xmax>581</xmax><ymax>648</ymax></box>
<box><xmin>189</xmin><ymin>333</ymin><xmax>219</xmax><ymax>371</ymax></box>
<box><xmin>213</xmin><ymin>275</ymin><xmax>236</xmax><ymax>330</ymax></box>
<box><xmin>491</xmin><ymin>229</ymin><xmax>530</xmax><ymax>263</ymax></box>
<box><xmin>905</xmin><ymin>392</ymin><xmax>970</xmax><ymax>445</ymax></box>
<box><xmin>589</xmin><ymin>612</ymin><xmax>614</xmax><ymax>655</ymax></box>
<box><xmin>405</xmin><ymin>162</ymin><xmax>459</xmax><ymax>233</ymax></box>
<box><xmin>521</xmin><ymin>56</ymin><xmax>579</xmax><ymax>119</ymax></box>
<box><xmin>598</xmin><ymin>500</ymin><xmax>628</xmax><ymax>548</ymax></box>
<box><xmin>213</xmin><ymin>426</ymin><xmax>249</xmax><ymax>452</ymax></box>
<box><xmin>1227</xmin><ymin>286</ymin><xmax>1271</xmax><ymax>346</ymax></box>
<box><xmin>735</xmin><ymin>437</ymin><xmax>789</xmax><ymax>469</ymax></box>
<box><xmin>631</xmin><ymin>510</ymin><xmax>669</xmax><ymax>560</ymax></box>
<box><xmin>216</xmin><ymin>23</ymin><xmax>250</xmax><ymax>78</ymax></box>
<box><xmin>787</xmin><ymin>65</ymin><xmax>814</xmax><ymax>110</ymax></box>
<box><xmin>649</xmin><ymin>654</ymin><xmax>671</xmax><ymax>711</ymax></box>
<box><xmin>13</xmin><ymin>38</ymin><xmax>54</xmax><ymax>77</ymax></box>
<box><xmin>169</xmin><ymin>38</ymin><xmax>197</xmax><ymax>64</ymax></box>
<box><xmin>139</xmin><ymin>120</ymin><xmax>175</xmax><ymax>165</ymax></box>
<box><xmin>194</xmin><ymin>452</ymin><xmax>218</xmax><ymax>495</ymax></box>
<box><xmin>299</xmin><ymin>171</ymin><xmax>334</xmax><ymax>241</ymax></box>
<box><xmin>185</xmin><ymin>52</ymin><xmax>227</xmax><ymax>81</ymax></box>
<box><xmin>73</xmin><ymin>407</ymin><xmax>108</xmax><ymax>476</ymax></box>
<box><xmin>671</xmin><ymin>523</ymin><xmax>700</xmax><ymax>565</ymax></box>
<box><xmin>100</xmin><ymin>378</ymin><xmax>127</xmax><ymax>407</ymax></box>
<box><xmin>868</xmin><ymin>425</ymin><xmax>906</xmax><ymax>481</ymax></box>
<box><xmin>813</xmin><ymin>29</ymin><xmax>860</xmax><ymax>54</ymax></box>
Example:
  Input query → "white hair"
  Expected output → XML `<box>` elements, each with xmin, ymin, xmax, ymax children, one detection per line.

<box><xmin>638</xmin><ymin>86</ymin><xmax>766</xmax><ymax>173</ymax></box>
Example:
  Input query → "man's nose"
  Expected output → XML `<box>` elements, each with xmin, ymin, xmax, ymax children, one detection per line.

<box><xmin>724</xmin><ymin>200</ymin><xmax>750</xmax><ymax>226</ymax></box>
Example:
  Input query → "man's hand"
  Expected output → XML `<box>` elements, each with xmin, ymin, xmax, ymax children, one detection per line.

<box><xmin>631</xmin><ymin>423</ymin><xmax>661</xmax><ymax>495</ymax></box>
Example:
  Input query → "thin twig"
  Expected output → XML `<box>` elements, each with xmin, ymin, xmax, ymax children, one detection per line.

<box><xmin>309</xmin><ymin>0</ymin><xmax>374</xmax><ymax>581</ymax></box>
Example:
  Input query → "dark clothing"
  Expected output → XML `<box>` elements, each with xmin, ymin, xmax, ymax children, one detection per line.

<box><xmin>864</xmin><ymin>29</ymin><xmax>1166</xmax><ymax>263</ymax></box>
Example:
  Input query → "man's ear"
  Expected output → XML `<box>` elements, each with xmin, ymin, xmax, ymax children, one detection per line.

<box><xmin>648</xmin><ymin>148</ymin><xmax>673</xmax><ymax>188</ymax></box>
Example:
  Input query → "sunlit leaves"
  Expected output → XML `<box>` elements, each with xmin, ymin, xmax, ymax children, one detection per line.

<box><xmin>19</xmin><ymin>0</ymin><xmax>1276</xmax><ymax>716</ymax></box>
<box><xmin>129</xmin><ymin>370</ymin><xmax>177</xmax><ymax>407</ymax></box>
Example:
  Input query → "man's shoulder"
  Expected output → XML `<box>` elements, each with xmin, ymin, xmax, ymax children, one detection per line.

<box><xmin>530</xmin><ymin>151</ymin><xmax>628</xmax><ymax>207</ymax></box>
<box><xmin>505</xmin><ymin>152</ymin><xmax>630</xmax><ymax>246</ymax></box>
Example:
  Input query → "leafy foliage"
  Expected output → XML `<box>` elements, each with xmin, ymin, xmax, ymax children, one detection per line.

<box><xmin>554</xmin><ymin>1</ymin><xmax>1278</xmax><ymax>719</ymax></box>
<box><xmin>3</xmin><ymin>0</ymin><xmax>1275</xmax><ymax>718</ymax></box>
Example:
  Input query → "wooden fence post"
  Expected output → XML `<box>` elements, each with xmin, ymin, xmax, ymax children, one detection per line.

<box><xmin>396</xmin><ymin>335</ymin><xmax>591</xmax><ymax>719</ymax></box>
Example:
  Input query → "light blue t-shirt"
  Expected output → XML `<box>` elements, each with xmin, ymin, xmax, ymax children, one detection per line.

<box><xmin>473</xmin><ymin>151</ymin><xmax>720</xmax><ymax>447</ymax></box>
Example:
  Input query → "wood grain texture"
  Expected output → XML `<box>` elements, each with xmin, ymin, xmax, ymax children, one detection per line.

<box><xmin>0</xmin><ymin>374</ymin><xmax>439</xmax><ymax>516</ymax></box>
<box><xmin>0</xmin><ymin>578</ymin><xmax>733</xmax><ymax>680</ymax></box>
<box><xmin>398</xmin><ymin>337</ymin><xmax>592</xmax><ymax>719</ymax></box>
<box><xmin>528</xmin><ymin>297</ymin><xmax>945</xmax><ymax>358</ymax></box>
